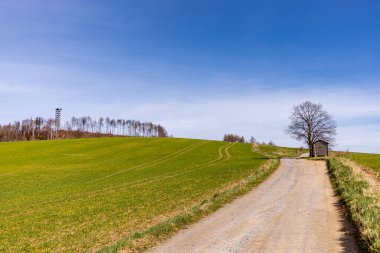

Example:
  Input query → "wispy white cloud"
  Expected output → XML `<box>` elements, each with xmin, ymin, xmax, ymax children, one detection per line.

<box><xmin>0</xmin><ymin>59</ymin><xmax>379</xmax><ymax>153</ymax></box>
<box><xmin>0</xmin><ymin>84</ymin><xmax>34</xmax><ymax>94</ymax></box>
<box><xmin>0</xmin><ymin>64</ymin><xmax>379</xmax><ymax>153</ymax></box>
<box><xmin>105</xmin><ymin>85</ymin><xmax>380</xmax><ymax>153</ymax></box>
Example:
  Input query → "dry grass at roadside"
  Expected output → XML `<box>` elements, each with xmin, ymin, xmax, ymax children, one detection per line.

<box><xmin>331</xmin><ymin>152</ymin><xmax>380</xmax><ymax>180</ymax></box>
<box><xmin>328</xmin><ymin>158</ymin><xmax>380</xmax><ymax>252</ymax></box>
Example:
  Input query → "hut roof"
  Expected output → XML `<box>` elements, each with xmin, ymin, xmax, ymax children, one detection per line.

<box><xmin>315</xmin><ymin>139</ymin><xmax>329</xmax><ymax>145</ymax></box>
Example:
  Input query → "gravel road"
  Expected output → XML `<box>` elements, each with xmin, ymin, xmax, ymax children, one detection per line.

<box><xmin>150</xmin><ymin>159</ymin><xmax>359</xmax><ymax>253</ymax></box>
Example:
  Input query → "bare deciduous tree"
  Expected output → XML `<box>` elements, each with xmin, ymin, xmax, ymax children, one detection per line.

<box><xmin>249</xmin><ymin>136</ymin><xmax>256</xmax><ymax>143</ymax></box>
<box><xmin>285</xmin><ymin>101</ymin><xmax>336</xmax><ymax>157</ymax></box>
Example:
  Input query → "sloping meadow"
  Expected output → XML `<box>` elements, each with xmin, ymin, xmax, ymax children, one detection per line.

<box><xmin>0</xmin><ymin>137</ymin><xmax>276</xmax><ymax>252</ymax></box>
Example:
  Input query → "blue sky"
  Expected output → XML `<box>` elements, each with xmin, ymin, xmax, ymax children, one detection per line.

<box><xmin>0</xmin><ymin>0</ymin><xmax>379</xmax><ymax>152</ymax></box>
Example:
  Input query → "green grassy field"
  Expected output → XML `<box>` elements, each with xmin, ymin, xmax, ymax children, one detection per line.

<box><xmin>343</xmin><ymin>153</ymin><xmax>380</xmax><ymax>179</ymax></box>
<box><xmin>0</xmin><ymin>137</ymin><xmax>273</xmax><ymax>252</ymax></box>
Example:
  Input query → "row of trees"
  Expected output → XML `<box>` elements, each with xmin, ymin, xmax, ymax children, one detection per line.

<box><xmin>65</xmin><ymin>117</ymin><xmax>168</xmax><ymax>137</ymax></box>
<box><xmin>0</xmin><ymin>116</ymin><xmax>168</xmax><ymax>142</ymax></box>
<box><xmin>0</xmin><ymin>117</ymin><xmax>56</xmax><ymax>142</ymax></box>
<box><xmin>224</xmin><ymin>134</ymin><xmax>277</xmax><ymax>145</ymax></box>
<box><xmin>223</xmin><ymin>133</ymin><xmax>245</xmax><ymax>143</ymax></box>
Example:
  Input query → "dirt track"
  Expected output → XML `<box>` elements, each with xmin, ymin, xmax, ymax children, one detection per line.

<box><xmin>150</xmin><ymin>159</ymin><xmax>359</xmax><ymax>253</ymax></box>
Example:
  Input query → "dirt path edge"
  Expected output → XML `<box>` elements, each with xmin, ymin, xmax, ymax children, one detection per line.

<box><xmin>150</xmin><ymin>158</ymin><xmax>359</xmax><ymax>253</ymax></box>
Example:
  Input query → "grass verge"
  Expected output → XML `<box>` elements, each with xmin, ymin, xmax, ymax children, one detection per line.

<box><xmin>328</xmin><ymin>158</ymin><xmax>380</xmax><ymax>252</ymax></box>
<box><xmin>97</xmin><ymin>158</ymin><xmax>279</xmax><ymax>253</ymax></box>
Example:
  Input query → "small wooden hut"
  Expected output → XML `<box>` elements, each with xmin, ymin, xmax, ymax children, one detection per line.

<box><xmin>313</xmin><ymin>140</ymin><xmax>329</xmax><ymax>157</ymax></box>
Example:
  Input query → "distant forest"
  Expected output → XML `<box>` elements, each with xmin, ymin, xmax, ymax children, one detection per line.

<box><xmin>0</xmin><ymin>116</ymin><xmax>168</xmax><ymax>142</ymax></box>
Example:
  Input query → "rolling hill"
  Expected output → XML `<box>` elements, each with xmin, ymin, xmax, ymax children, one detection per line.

<box><xmin>0</xmin><ymin>137</ymin><xmax>279</xmax><ymax>252</ymax></box>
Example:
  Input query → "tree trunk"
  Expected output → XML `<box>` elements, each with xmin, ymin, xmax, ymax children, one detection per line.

<box><xmin>308</xmin><ymin>142</ymin><xmax>315</xmax><ymax>157</ymax></box>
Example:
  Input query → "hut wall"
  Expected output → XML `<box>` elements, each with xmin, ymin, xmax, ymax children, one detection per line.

<box><xmin>314</xmin><ymin>142</ymin><xmax>328</xmax><ymax>157</ymax></box>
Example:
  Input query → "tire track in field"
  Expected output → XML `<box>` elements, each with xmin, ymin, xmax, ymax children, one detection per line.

<box><xmin>90</xmin><ymin>142</ymin><xmax>234</xmax><ymax>198</ymax></box>
<box><xmin>0</xmin><ymin>141</ymin><xmax>211</xmax><ymax>215</ymax></box>
<box><xmin>84</xmin><ymin>140</ymin><xmax>210</xmax><ymax>183</ymax></box>
<box><xmin>12</xmin><ymin>142</ymin><xmax>235</xmax><ymax>250</ymax></box>
<box><xmin>0</xmin><ymin>141</ymin><xmax>234</xmax><ymax>238</ymax></box>
<box><xmin>3</xmin><ymin>142</ymin><xmax>230</xmax><ymax>217</ymax></box>
<box><xmin>27</xmin><ymin>142</ymin><xmax>237</xmax><ymax>250</ymax></box>
<box><xmin>0</xmin><ymin>138</ymin><xmax>159</xmax><ymax>179</ymax></box>
<box><xmin>224</xmin><ymin>142</ymin><xmax>235</xmax><ymax>160</ymax></box>
<box><xmin>100</xmin><ymin>142</ymin><xmax>235</xmax><ymax>194</ymax></box>
<box><xmin>68</xmin><ymin>139</ymin><xmax>162</xmax><ymax>168</ymax></box>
